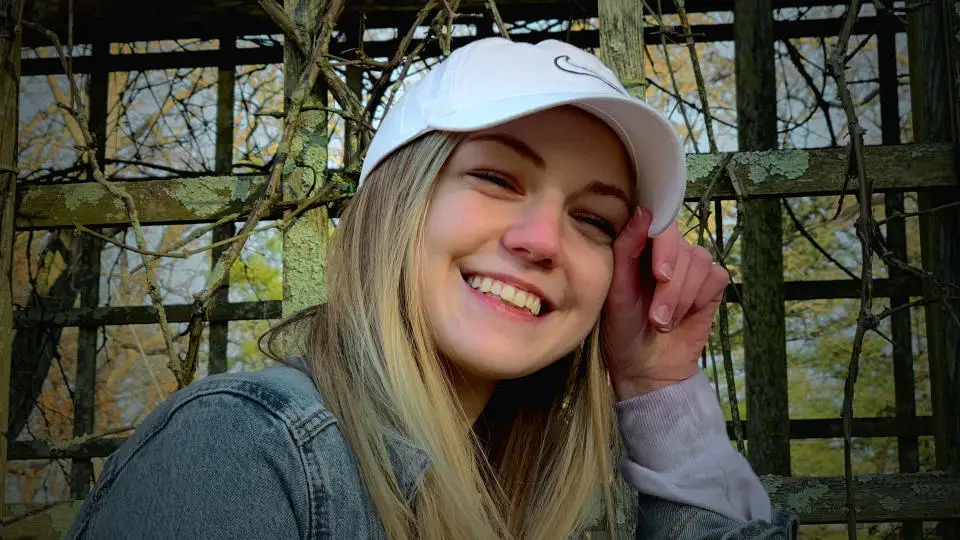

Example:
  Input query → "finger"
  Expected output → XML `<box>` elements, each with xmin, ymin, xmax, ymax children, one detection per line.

<box><xmin>672</xmin><ymin>245</ymin><xmax>715</xmax><ymax>324</ymax></box>
<box><xmin>648</xmin><ymin>243</ymin><xmax>691</xmax><ymax>331</ymax></box>
<box><xmin>609</xmin><ymin>207</ymin><xmax>652</xmax><ymax>306</ymax></box>
<box><xmin>691</xmin><ymin>262</ymin><xmax>730</xmax><ymax>313</ymax></box>
<box><xmin>651</xmin><ymin>221</ymin><xmax>681</xmax><ymax>283</ymax></box>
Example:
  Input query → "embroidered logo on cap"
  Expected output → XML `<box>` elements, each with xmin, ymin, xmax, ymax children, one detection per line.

<box><xmin>553</xmin><ymin>55</ymin><xmax>626</xmax><ymax>96</ymax></box>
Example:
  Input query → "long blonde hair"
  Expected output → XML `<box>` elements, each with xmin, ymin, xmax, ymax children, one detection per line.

<box><xmin>262</xmin><ymin>132</ymin><xmax>618</xmax><ymax>539</ymax></box>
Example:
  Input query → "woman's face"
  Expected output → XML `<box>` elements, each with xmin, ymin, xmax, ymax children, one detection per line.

<box><xmin>420</xmin><ymin>106</ymin><xmax>633</xmax><ymax>384</ymax></box>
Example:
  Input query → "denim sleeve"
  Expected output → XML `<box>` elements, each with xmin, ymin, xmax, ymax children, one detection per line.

<box><xmin>65</xmin><ymin>391</ymin><xmax>310</xmax><ymax>540</ymax></box>
<box><xmin>634</xmin><ymin>495</ymin><xmax>799</xmax><ymax>539</ymax></box>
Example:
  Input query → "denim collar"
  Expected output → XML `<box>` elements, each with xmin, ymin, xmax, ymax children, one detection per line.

<box><xmin>287</xmin><ymin>355</ymin><xmax>431</xmax><ymax>502</ymax></box>
<box><xmin>384</xmin><ymin>430</ymin><xmax>432</xmax><ymax>503</ymax></box>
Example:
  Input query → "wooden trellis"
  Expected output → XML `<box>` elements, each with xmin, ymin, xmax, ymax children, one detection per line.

<box><xmin>1</xmin><ymin>0</ymin><xmax>959</xmax><ymax>537</ymax></box>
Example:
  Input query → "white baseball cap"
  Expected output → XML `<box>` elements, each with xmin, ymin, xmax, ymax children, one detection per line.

<box><xmin>359</xmin><ymin>37</ymin><xmax>686</xmax><ymax>236</ymax></box>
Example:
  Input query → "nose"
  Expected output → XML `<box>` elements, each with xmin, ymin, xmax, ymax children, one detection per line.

<box><xmin>501</xmin><ymin>199</ymin><xmax>563</xmax><ymax>268</ymax></box>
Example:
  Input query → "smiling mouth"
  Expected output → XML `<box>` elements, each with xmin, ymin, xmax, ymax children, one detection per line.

<box><xmin>462</xmin><ymin>274</ymin><xmax>547</xmax><ymax>317</ymax></box>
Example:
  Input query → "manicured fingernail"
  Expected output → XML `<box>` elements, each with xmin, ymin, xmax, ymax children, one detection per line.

<box><xmin>653</xmin><ymin>305</ymin><xmax>672</xmax><ymax>326</ymax></box>
<box><xmin>660</xmin><ymin>262</ymin><xmax>674</xmax><ymax>280</ymax></box>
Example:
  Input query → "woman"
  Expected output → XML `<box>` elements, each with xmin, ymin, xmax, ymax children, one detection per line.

<box><xmin>67</xmin><ymin>38</ymin><xmax>797</xmax><ymax>539</ymax></box>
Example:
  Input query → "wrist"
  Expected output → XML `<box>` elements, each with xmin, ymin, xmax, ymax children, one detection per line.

<box><xmin>613</xmin><ymin>375</ymin><xmax>686</xmax><ymax>402</ymax></box>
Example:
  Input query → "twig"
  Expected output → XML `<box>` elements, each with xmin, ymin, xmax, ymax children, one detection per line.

<box><xmin>783</xmin><ymin>199</ymin><xmax>859</xmax><ymax>280</ymax></box>
<box><xmin>781</xmin><ymin>39</ymin><xmax>838</xmax><ymax>146</ymax></box>
<box><xmin>874</xmin><ymin>297</ymin><xmax>942</xmax><ymax>322</ymax></box>
<box><xmin>654</xmin><ymin>0</ymin><xmax>700</xmax><ymax>152</ymax></box>
<box><xmin>47</xmin><ymin>424</ymin><xmax>136</xmax><ymax>452</ymax></box>
<box><xmin>714</xmin><ymin>198</ymin><xmax>746</xmax><ymax>455</ymax></box>
<box><xmin>129</xmin><ymin>213</ymin><xmax>243</xmax><ymax>274</ymax></box>
<box><xmin>73</xmin><ymin>223</ymin><xmax>187</xmax><ymax>259</ymax></box>
<box><xmin>674</xmin><ymin>0</ymin><xmax>717</xmax><ymax>152</ymax></box>
<box><xmin>829</xmin><ymin>1</ymin><xmax>869</xmax><ymax>537</ymax></box>
<box><xmin>876</xmin><ymin>200</ymin><xmax>960</xmax><ymax>226</ymax></box>
<box><xmin>257</xmin><ymin>0</ymin><xmax>309</xmax><ymax>57</ymax></box>
<box><xmin>23</xmin><ymin>19</ymin><xmax>181</xmax><ymax>389</ymax></box>
<box><xmin>644</xmin><ymin>78</ymin><xmax>738</xmax><ymax>130</ymax></box>
<box><xmin>487</xmin><ymin>0</ymin><xmax>510</xmax><ymax>39</ymax></box>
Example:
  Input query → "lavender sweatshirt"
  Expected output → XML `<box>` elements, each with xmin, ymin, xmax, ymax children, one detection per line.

<box><xmin>615</xmin><ymin>371</ymin><xmax>772</xmax><ymax>522</ymax></box>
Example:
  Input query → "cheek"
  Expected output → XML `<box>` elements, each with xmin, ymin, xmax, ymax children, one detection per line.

<box><xmin>423</xmin><ymin>190</ymin><xmax>498</xmax><ymax>258</ymax></box>
<box><xmin>571</xmin><ymin>248</ymin><xmax>615</xmax><ymax>312</ymax></box>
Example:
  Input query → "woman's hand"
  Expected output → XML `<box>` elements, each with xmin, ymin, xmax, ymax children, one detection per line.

<box><xmin>602</xmin><ymin>208</ymin><xmax>729</xmax><ymax>401</ymax></box>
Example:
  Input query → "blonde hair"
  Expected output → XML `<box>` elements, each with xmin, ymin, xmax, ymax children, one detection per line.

<box><xmin>262</xmin><ymin>132</ymin><xmax>618</xmax><ymax>539</ymax></box>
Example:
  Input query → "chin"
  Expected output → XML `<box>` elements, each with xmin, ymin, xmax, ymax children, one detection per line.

<box><xmin>446</xmin><ymin>341</ymin><xmax>562</xmax><ymax>382</ymax></box>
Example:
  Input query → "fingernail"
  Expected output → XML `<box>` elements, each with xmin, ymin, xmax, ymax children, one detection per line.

<box><xmin>660</xmin><ymin>262</ymin><xmax>674</xmax><ymax>280</ymax></box>
<box><xmin>636</xmin><ymin>206</ymin><xmax>644</xmax><ymax>218</ymax></box>
<box><xmin>653</xmin><ymin>304</ymin><xmax>672</xmax><ymax>326</ymax></box>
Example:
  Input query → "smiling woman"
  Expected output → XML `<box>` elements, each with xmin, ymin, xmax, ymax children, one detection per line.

<box><xmin>66</xmin><ymin>38</ymin><xmax>799</xmax><ymax>540</ymax></box>
<box><xmin>423</xmin><ymin>109</ymin><xmax>631</xmax><ymax>398</ymax></box>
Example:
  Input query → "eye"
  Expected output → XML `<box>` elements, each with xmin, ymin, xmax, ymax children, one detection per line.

<box><xmin>469</xmin><ymin>170</ymin><xmax>516</xmax><ymax>190</ymax></box>
<box><xmin>575</xmin><ymin>213</ymin><xmax>617</xmax><ymax>240</ymax></box>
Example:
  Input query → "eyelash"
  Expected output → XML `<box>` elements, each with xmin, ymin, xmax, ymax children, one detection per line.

<box><xmin>470</xmin><ymin>170</ymin><xmax>617</xmax><ymax>240</ymax></box>
<box><xmin>576</xmin><ymin>214</ymin><xmax>617</xmax><ymax>239</ymax></box>
<box><xmin>470</xmin><ymin>170</ymin><xmax>515</xmax><ymax>190</ymax></box>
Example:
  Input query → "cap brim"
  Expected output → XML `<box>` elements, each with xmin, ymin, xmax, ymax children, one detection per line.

<box><xmin>429</xmin><ymin>92</ymin><xmax>686</xmax><ymax>236</ymax></box>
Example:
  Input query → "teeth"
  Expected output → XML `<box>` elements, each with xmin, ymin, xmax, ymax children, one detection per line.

<box><xmin>465</xmin><ymin>274</ymin><xmax>545</xmax><ymax>316</ymax></box>
<box><xmin>527</xmin><ymin>295</ymin><xmax>541</xmax><ymax>316</ymax></box>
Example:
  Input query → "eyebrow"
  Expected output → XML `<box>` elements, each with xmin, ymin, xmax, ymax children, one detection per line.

<box><xmin>468</xmin><ymin>133</ymin><xmax>632</xmax><ymax>209</ymax></box>
<box><xmin>583</xmin><ymin>181</ymin><xmax>632</xmax><ymax>210</ymax></box>
<box><xmin>468</xmin><ymin>133</ymin><xmax>546</xmax><ymax>169</ymax></box>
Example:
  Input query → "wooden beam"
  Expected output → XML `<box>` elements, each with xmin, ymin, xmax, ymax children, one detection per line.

<box><xmin>8</xmin><ymin>415</ymin><xmax>935</xmax><ymax>460</ymax></box>
<box><xmin>13</xmin><ymin>300</ymin><xmax>281</xmax><ymax>328</ymax></box>
<box><xmin>15</xmin><ymin>144</ymin><xmax>952</xmax><ymax>230</ymax></box>
<box><xmin>736</xmin><ymin>0</ymin><xmax>791</xmax><ymax>476</ymax></box>
<box><xmin>1</xmin><ymin>502</ymin><xmax>85</xmax><ymax>540</ymax></box>
<box><xmin>764</xmin><ymin>473</ymin><xmax>960</xmax><ymax>523</ymax></box>
<box><xmin>19</xmin><ymin>16</ymin><xmax>900</xmax><ymax>76</ymax></box>
<box><xmin>3</xmin><ymin>472</ymin><xmax>958</xmax><ymax>535</ymax></box>
<box><xmin>8</xmin><ymin>277</ymin><xmax>927</xmax><ymax>329</ymax></box>
<box><xmin>0</xmin><ymin>0</ymin><xmax>20</xmax><ymax>520</ymax></box>
<box><xmin>16</xmin><ymin>0</ymin><xmax>880</xmax><ymax>48</ymax></box>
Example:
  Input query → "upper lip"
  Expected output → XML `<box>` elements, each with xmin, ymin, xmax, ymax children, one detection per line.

<box><xmin>463</xmin><ymin>270</ymin><xmax>556</xmax><ymax>310</ymax></box>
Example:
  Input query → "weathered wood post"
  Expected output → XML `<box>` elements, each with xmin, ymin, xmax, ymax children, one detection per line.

<box><xmin>878</xmin><ymin>16</ymin><xmax>922</xmax><ymax>540</ymax></box>
<box><xmin>907</xmin><ymin>0</ymin><xmax>960</xmax><ymax>536</ymax></box>
<box><xmin>734</xmin><ymin>0</ymin><xmax>791</xmax><ymax>475</ymax></box>
<box><xmin>598</xmin><ymin>0</ymin><xmax>645</xmax><ymax>100</ymax></box>
<box><xmin>281</xmin><ymin>0</ymin><xmax>330</xmax><ymax>321</ymax></box>
<box><xmin>69</xmin><ymin>40</ymin><xmax>109</xmax><ymax>500</ymax></box>
<box><xmin>596</xmin><ymin>1</ymin><xmax>644</xmax><ymax>532</ymax></box>
<box><xmin>209</xmin><ymin>34</ymin><xmax>236</xmax><ymax>375</ymax></box>
<box><xmin>0</xmin><ymin>0</ymin><xmax>20</xmax><ymax>519</ymax></box>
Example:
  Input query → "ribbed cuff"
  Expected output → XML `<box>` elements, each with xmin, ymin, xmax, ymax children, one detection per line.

<box><xmin>614</xmin><ymin>371</ymin><xmax>728</xmax><ymax>472</ymax></box>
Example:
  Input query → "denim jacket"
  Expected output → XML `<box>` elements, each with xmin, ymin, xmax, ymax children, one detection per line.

<box><xmin>66</xmin><ymin>362</ymin><xmax>798</xmax><ymax>539</ymax></box>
